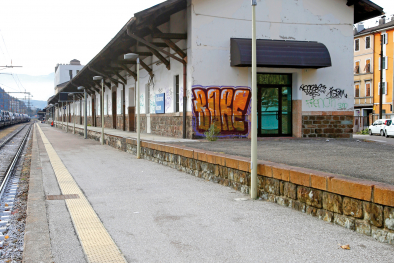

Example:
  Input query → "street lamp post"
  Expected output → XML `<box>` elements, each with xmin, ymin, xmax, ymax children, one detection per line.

<box><xmin>93</xmin><ymin>76</ymin><xmax>105</xmax><ymax>145</ymax></box>
<box><xmin>78</xmin><ymin>86</ymin><xmax>88</xmax><ymax>139</ymax></box>
<box><xmin>124</xmin><ymin>53</ymin><xmax>141</xmax><ymax>159</ymax></box>
<box><xmin>251</xmin><ymin>0</ymin><xmax>258</xmax><ymax>199</ymax></box>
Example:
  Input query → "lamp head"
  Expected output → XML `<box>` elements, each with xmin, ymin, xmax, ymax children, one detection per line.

<box><xmin>124</xmin><ymin>53</ymin><xmax>139</xmax><ymax>60</ymax></box>
<box><xmin>93</xmin><ymin>76</ymin><xmax>103</xmax><ymax>81</ymax></box>
<box><xmin>252</xmin><ymin>0</ymin><xmax>257</xmax><ymax>6</ymax></box>
<box><xmin>78</xmin><ymin>86</ymin><xmax>85</xmax><ymax>90</ymax></box>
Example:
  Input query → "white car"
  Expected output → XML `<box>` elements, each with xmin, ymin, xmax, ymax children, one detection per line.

<box><xmin>384</xmin><ymin>120</ymin><xmax>394</xmax><ymax>137</ymax></box>
<box><xmin>369</xmin><ymin>119</ymin><xmax>391</xmax><ymax>136</ymax></box>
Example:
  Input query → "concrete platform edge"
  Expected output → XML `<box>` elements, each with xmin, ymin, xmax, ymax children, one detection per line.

<box><xmin>23</xmin><ymin>126</ymin><xmax>53</xmax><ymax>263</ymax></box>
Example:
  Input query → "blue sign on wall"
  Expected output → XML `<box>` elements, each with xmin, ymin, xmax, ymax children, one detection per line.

<box><xmin>155</xmin><ymin>93</ymin><xmax>165</xmax><ymax>114</ymax></box>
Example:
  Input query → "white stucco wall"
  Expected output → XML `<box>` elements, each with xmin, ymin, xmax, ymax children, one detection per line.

<box><xmin>54</xmin><ymin>64</ymin><xmax>84</xmax><ymax>88</ymax></box>
<box><xmin>190</xmin><ymin>0</ymin><xmax>354</xmax><ymax>112</ymax></box>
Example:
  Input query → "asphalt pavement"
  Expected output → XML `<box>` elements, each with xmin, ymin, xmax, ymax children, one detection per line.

<box><xmin>169</xmin><ymin>136</ymin><xmax>394</xmax><ymax>186</ymax></box>
<box><xmin>33</xmin><ymin>124</ymin><xmax>394</xmax><ymax>262</ymax></box>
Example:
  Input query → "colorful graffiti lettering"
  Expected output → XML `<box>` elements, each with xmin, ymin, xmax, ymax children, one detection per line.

<box><xmin>192</xmin><ymin>86</ymin><xmax>251</xmax><ymax>137</ymax></box>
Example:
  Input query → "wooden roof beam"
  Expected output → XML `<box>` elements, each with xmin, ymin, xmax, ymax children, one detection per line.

<box><xmin>152</xmin><ymin>33</ymin><xmax>187</xmax><ymax>39</ymax></box>
<box><xmin>147</xmin><ymin>46</ymin><xmax>171</xmax><ymax>70</ymax></box>
<box><xmin>153</xmin><ymin>28</ymin><xmax>186</xmax><ymax>59</ymax></box>
<box><xmin>140</xmin><ymin>60</ymin><xmax>154</xmax><ymax>77</ymax></box>
<box><xmin>118</xmin><ymin>64</ymin><xmax>137</xmax><ymax>81</ymax></box>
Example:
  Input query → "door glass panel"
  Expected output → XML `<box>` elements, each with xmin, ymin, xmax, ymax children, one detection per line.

<box><xmin>281</xmin><ymin>87</ymin><xmax>292</xmax><ymax>135</ymax></box>
<box><xmin>257</xmin><ymin>74</ymin><xmax>291</xmax><ymax>85</ymax></box>
<box><xmin>260</xmin><ymin>88</ymin><xmax>279</xmax><ymax>135</ymax></box>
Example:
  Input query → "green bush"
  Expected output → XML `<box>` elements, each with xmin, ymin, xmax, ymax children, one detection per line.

<box><xmin>204</xmin><ymin>124</ymin><xmax>220</xmax><ymax>141</ymax></box>
<box><xmin>356</xmin><ymin>128</ymin><xmax>369</xmax><ymax>135</ymax></box>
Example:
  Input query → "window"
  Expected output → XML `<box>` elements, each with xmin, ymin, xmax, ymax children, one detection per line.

<box><xmin>382</xmin><ymin>33</ymin><xmax>388</xmax><ymax>45</ymax></box>
<box><xmin>355</xmin><ymin>84</ymin><xmax>360</xmax><ymax>97</ymax></box>
<box><xmin>69</xmin><ymin>70</ymin><xmax>73</xmax><ymax>80</ymax></box>
<box><xmin>175</xmin><ymin>75</ymin><xmax>179</xmax><ymax>112</ymax></box>
<box><xmin>355</xmin><ymin>39</ymin><xmax>360</xmax><ymax>51</ymax></box>
<box><xmin>366</xmin><ymin>82</ymin><xmax>371</xmax><ymax>97</ymax></box>
<box><xmin>366</xmin><ymin>36</ymin><xmax>371</xmax><ymax>49</ymax></box>
<box><xmin>354</xmin><ymin>61</ymin><xmax>360</xmax><ymax>74</ymax></box>
<box><xmin>379</xmin><ymin>56</ymin><xmax>388</xmax><ymax>70</ymax></box>
<box><xmin>365</xmin><ymin>59</ymin><xmax>371</xmax><ymax>73</ymax></box>
<box><xmin>378</xmin><ymin>82</ymin><xmax>387</xmax><ymax>95</ymax></box>
<box><xmin>77</xmin><ymin>70</ymin><xmax>80</xmax><ymax>74</ymax></box>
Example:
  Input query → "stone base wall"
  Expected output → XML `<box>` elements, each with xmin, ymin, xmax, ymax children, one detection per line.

<box><xmin>56</xmin><ymin>122</ymin><xmax>394</xmax><ymax>245</ymax></box>
<box><xmin>150</xmin><ymin>115</ymin><xmax>193</xmax><ymax>138</ymax></box>
<box><xmin>302</xmin><ymin>115</ymin><xmax>353</xmax><ymax>138</ymax></box>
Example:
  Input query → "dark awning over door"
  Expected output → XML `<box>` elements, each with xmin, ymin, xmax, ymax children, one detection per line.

<box><xmin>230</xmin><ymin>38</ymin><xmax>332</xmax><ymax>69</ymax></box>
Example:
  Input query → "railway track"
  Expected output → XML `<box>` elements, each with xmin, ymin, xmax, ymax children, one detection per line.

<box><xmin>0</xmin><ymin>123</ymin><xmax>32</xmax><ymax>250</ymax></box>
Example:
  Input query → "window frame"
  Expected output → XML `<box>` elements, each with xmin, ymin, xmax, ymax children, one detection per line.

<box><xmin>365</xmin><ymin>36</ymin><xmax>371</xmax><ymax>49</ymax></box>
<box><xmin>175</xmin><ymin>75</ymin><xmax>180</xmax><ymax>113</ymax></box>
<box><xmin>354</xmin><ymin>60</ymin><xmax>360</xmax><ymax>74</ymax></box>
<box><xmin>365</xmin><ymin>58</ymin><xmax>371</xmax><ymax>73</ymax></box>
<box><xmin>365</xmin><ymin>81</ymin><xmax>371</xmax><ymax>97</ymax></box>
<box><xmin>354</xmin><ymin>39</ymin><xmax>360</xmax><ymax>51</ymax></box>
<box><xmin>355</xmin><ymin>83</ymin><xmax>360</xmax><ymax>98</ymax></box>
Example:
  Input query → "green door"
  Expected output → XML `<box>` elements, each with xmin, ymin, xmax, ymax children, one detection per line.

<box><xmin>257</xmin><ymin>74</ymin><xmax>292</xmax><ymax>136</ymax></box>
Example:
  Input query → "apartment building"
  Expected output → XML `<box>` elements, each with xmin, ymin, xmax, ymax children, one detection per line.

<box><xmin>353</xmin><ymin>24</ymin><xmax>374</xmax><ymax>131</ymax></box>
<box><xmin>354</xmin><ymin>15</ymin><xmax>394</xmax><ymax>129</ymax></box>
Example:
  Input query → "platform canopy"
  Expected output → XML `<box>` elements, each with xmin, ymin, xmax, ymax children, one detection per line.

<box><xmin>230</xmin><ymin>38</ymin><xmax>332</xmax><ymax>69</ymax></box>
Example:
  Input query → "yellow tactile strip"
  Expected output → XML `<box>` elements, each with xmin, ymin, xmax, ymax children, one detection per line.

<box><xmin>36</xmin><ymin>124</ymin><xmax>127</xmax><ymax>263</ymax></box>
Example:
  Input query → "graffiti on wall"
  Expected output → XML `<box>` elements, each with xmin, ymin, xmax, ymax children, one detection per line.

<box><xmin>165</xmin><ymin>87</ymin><xmax>172</xmax><ymax>112</ymax></box>
<box><xmin>192</xmin><ymin>86</ymin><xmax>251</xmax><ymax>137</ymax></box>
<box><xmin>300</xmin><ymin>84</ymin><xmax>349</xmax><ymax>110</ymax></box>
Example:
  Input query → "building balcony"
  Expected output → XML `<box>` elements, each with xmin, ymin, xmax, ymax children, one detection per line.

<box><xmin>354</xmin><ymin>96</ymin><xmax>373</xmax><ymax>106</ymax></box>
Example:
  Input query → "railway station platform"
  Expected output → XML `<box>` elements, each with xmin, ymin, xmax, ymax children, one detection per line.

<box><xmin>24</xmin><ymin>123</ymin><xmax>394</xmax><ymax>262</ymax></box>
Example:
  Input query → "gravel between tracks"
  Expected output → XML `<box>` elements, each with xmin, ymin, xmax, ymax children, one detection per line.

<box><xmin>0</xmin><ymin>126</ymin><xmax>32</xmax><ymax>263</ymax></box>
<box><xmin>168</xmin><ymin>137</ymin><xmax>394</xmax><ymax>185</ymax></box>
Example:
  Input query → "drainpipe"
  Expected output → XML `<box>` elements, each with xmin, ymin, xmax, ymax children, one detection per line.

<box><xmin>183</xmin><ymin>63</ymin><xmax>187</xmax><ymax>138</ymax></box>
<box><xmin>88</xmin><ymin>66</ymin><xmax>126</xmax><ymax>131</ymax></box>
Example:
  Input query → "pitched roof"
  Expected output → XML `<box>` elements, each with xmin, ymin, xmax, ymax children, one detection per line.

<box><xmin>355</xmin><ymin>20</ymin><xmax>394</xmax><ymax>36</ymax></box>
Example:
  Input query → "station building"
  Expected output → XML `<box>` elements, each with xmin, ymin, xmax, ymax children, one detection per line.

<box><xmin>47</xmin><ymin>0</ymin><xmax>383</xmax><ymax>139</ymax></box>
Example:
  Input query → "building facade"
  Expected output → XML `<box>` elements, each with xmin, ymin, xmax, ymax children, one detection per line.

<box><xmin>353</xmin><ymin>25</ymin><xmax>374</xmax><ymax>131</ymax></box>
<box><xmin>54</xmin><ymin>59</ymin><xmax>84</xmax><ymax>94</ymax></box>
<box><xmin>49</xmin><ymin>0</ymin><xmax>383</xmax><ymax>139</ymax></box>
<box><xmin>354</xmin><ymin>16</ymin><xmax>394</xmax><ymax>127</ymax></box>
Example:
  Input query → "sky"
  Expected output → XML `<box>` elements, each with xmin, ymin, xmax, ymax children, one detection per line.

<box><xmin>0</xmin><ymin>0</ymin><xmax>393</xmax><ymax>102</ymax></box>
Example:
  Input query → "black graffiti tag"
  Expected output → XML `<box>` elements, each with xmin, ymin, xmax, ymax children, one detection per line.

<box><xmin>299</xmin><ymin>84</ymin><xmax>327</xmax><ymax>99</ymax></box>
<box><xmin>326</xmin><ymin>87</ymin><xmax>347</xmax><ymax>99</ymax></box>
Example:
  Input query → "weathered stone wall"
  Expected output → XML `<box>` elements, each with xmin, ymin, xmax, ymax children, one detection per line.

<box><xmin>302</xmin><ymin>115</ymin><xmax>353</xmax><ymax>138</ymax></box>
<box><xmin>150</xmin><ymin>114</ymin><xmax>193</xmax><ymax>138</ymax></box>
<box><xmin>56</xmin><ymin>123</ymin><xmax>394</xmax><ymax>244</ymax></box>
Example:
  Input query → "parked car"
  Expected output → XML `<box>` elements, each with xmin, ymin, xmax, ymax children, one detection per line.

<box><xmin>384</xmin><ymin>120</ymin><xmax>394</xmax><ymax>137</ymax></box>
<box><xmin>369</xmin><ymin>119</ymin><xmax>391</xmax><ymax>136</ymax></box>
